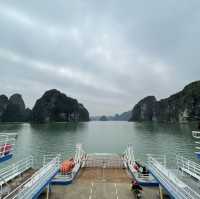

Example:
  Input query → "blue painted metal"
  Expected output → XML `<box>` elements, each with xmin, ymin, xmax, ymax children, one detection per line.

<box><xmin>127</xmin><ymin>163</ymin><xmax>159</xmax><ymax>187</ymax></box>
<box><xmin>148</xmin><ymin>155</ymin><xmax>200</xmax><ymax>199</ymax></box>
<box><xmin>5</xmin><ymin>156</ymin><xmax>60</xmax><ymax>199</ymax></box>
<box><xmin>51</xmin><ymin>179</ymin><xmax>72</xmax><ymax>185</ymax></box>
<box><xmin>196</xmin><ymin>152</ymin><xmax>200</xmax><ymax>159</ymax></box>
<box><xmin>51</xmin><ymin>164</ymin><xmax>81</xmax><ymax>185</ymax></box>
<box><xmin>52</xmin><ymin>144</ymin><xmax>85</xmax><ymax>186</ymax></box>
<box><xmin>0</xmin><ymin>154</ymin><xmax>12</xmax><ymax>163</ymax></box>
<box><xmin>0</xmin><ymin>133</ymin><xmax>17</xmax><ymax>163</ymax></box>
<box><xmin>32</xmin><ymin>171</ymin><xmax>58</xmax><ymax>199</ymax></box>
<box><xmin>149</xmin><ymin>171</ymin><xmax>175</xmax><ymax>199</ymax></box>
<box><xmin>123</xmin><ymin>145</ymin><xmax>158</xmax><ymax>187</ymax></box>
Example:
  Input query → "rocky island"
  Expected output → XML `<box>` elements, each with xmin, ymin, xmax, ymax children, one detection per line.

<box><xmin>32</xmin><ymin>89</ymin><xmax>89</xmax><ymax>122</ymax></box>
<box><xmin>130</xmin><ymin>81</ymin><xmax>200</xmax><ymax>123</ymax></box>
<box><xmin>0</xmin><ymin>94</ymin><xmax>31</xmax><ymax>122</ymax></box>
<box><xmin>0</xmin><ymin>89</ymin><xmax>89</xmax><ymax>123</ymax></box>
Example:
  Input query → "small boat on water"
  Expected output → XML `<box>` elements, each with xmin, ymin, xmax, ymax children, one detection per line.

<box><xmin>122</xmin><ymin>144</ymin><xmax>159</xmax><ymax>187</ymax></box>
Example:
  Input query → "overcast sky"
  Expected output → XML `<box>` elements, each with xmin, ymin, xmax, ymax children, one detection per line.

<box><xmin>0</xmin><ymin>0</ymin><xmax>200</xmax><ymax>115</ymax></box>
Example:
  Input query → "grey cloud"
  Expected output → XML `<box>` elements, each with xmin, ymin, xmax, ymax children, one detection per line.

<box><xmin>0</xmin><ymin>0</ymin><xmax>200</xmax><ymax>115</ymax></box>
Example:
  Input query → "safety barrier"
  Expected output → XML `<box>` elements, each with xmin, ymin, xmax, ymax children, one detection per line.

<box><xmin>148</xmin><ymin>154</ymin><xmax>200</xmax><ymax>199</ymax></box>
<box><xmin>4</xmin><ymin>156</ymin><xmax>60</xmax><ymax>199</ymax></box>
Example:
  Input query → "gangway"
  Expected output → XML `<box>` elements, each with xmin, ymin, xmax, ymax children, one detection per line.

<box><xmin>0</xmin><ymin>133</ymin><xmax>17</xmax><ymax>163</ymax></box>
<box><xmin>148</xmin><ymin>154</ymin><xmax>200</xmax><ymax>199</ymax></box>
<box><xmin>0</xmin><ymin>156</ymin><xmax>34</xmax><ymax>197</ymax></box>
<box><xmin>4</xmin><ymin>155</ymin><xmax>60</xmax><ymax>199</ymax></box>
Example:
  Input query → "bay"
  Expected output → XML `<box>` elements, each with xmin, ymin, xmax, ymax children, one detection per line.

<box><xmin>0</xmin><ymin>121</ymin><xmax>198</xmax><ymax>168</ymax></box>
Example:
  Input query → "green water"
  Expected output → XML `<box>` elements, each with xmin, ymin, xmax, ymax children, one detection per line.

<box><xmin>0</xmin><ymin>121</ymin><xmax>198</xmax><ymax>167</ymax></box>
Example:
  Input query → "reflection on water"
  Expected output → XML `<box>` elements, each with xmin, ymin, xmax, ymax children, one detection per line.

<box><xmin>0</xmin><ymin>123</ymin><xmax>23</xmax><ymax>133</ymax></box>
<box><xmin>30</xmin><ymin>122</ymin><xmax>87</xmax><ymax>132</ymax></box>
<box><xmin>0</xmin><ymin>121</ymin><xmax>198</xmax><ymax>168</ymax></box>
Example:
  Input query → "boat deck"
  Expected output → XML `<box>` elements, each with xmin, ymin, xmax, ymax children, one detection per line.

<box><xmin>47</xmin><ymin>168</ymin><xmax>160</xmax><ymax>199</ymax></box>
<box><xmin>77</xmin><ymin>168</ymin><xmax>130</xmax><ymax>183</ymax></box>
<box><xmin>1</xmin><ymin>168</ymin><xmax>36</xmax><ymax>198</ymax></box>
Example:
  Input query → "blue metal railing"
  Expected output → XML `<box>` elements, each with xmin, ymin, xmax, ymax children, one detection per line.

<box><xmin>148</xmin><ymin>154</ymin><xmax>200</xmax><ymax>199</ymax></box>
<box><xmin>4</xmin><ymin>155</ymin><xmax>60</xmax><ymax>199</ymax></box>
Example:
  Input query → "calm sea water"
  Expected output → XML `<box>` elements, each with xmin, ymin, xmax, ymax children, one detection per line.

<box><xmin>0</xmin><ymin>121</ymin><xmax>198</xmax><ymax>167</ymax></box>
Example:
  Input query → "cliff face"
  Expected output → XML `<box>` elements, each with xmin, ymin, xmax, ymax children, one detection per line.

<box><xmin>130</xmin><ymin>81</ymin><xmax>200</xmax><ymax>123</ymax></box>
<box><xmin>0</xmin><ymin>95</ymin><xmax>9</xmax><ymax>122</ymax></box>
<box><xmin>0</xmin><ymin>94</ymin><xmax>30</xmax><ymax>122</ymax></box>
<box><xmin>32</xmin><ymin>89</ymin><xmax>89</xmax><ymax>123</ymax></box>
<box><xmin>0</xmin><ymin>90</ymin><xmax>89</xmax><ymax>123</ymax></box>
<box><xmin>130</xmin><ymin>96</ymin><xmax>156</xmax><ymax>122</ymax></box>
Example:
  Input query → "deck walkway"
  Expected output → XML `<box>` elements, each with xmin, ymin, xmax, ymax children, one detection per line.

<box><xmin>2</xmin><ymin>168</ymin><xmax>36</xmax><ymax>198</ymax></box>
<box><xmin>148</xmin><ymin>155</ymin><xmax>200</xmax><ymax>199</ymax></box>
<box><xmin>47</xmin><ymin>168</ymin><xmax>160</xmax><ymax>199</ymax></box>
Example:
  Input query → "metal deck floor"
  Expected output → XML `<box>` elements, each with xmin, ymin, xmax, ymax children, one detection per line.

<box><xmin>46</xmin><ymin>168</ymin><xmax>160</xmax><ymax>199</ymax></box>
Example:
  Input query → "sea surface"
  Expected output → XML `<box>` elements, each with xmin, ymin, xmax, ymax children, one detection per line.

<box><xmin>0</xmin><ymin>121</ymin><xmax>198</xmax><ymax>168</ymax></box>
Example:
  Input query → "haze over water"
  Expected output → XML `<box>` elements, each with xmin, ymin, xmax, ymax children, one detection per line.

<box><xmin>0</xmin><ymin>122</ymin><xmax>197</xmax><ymax>168</ymax></box>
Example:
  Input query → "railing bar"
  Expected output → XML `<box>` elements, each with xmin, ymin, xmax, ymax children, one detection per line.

<box><xmin>149</xmin><ymin>156</ymin><xmax>200</xmax><ymax>199</ymax></box>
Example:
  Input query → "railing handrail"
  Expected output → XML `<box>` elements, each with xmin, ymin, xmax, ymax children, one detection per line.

<box><xmin>43</xmin><ymin>154</ymin><xmax>61</xmax><ymax>166</ymax></box>
<box><xmin>0</xmin><ymin>156</ymin><xmax>33</xmax><ymax>185</ymax></box>
<box><xmin>123</xmin><ymin>144</ymin><xmax>135</xmax><ymax>165</ymax></box>
<box><xmin>148</xmin><ymin>155</ymin><xmax>200</xmax><ymax>199</ymax></box>
<box><xmin>192</xmin><ymin>131</ymin><xmax>200</xmax><ymax>138</ymax></box>
<box><xmin>4</xmin><ymin>156</ymin><xmax>60</xmax><ymax>199</ymax></box>
<box><xmin>176</xmin><ymin>155</ymin><xmax>200</xmax><ymax>178</ymax></box>
<box><xmin>0</xmin><ymin>175</ymin><xmax>11</xmax><ymax>197</ymax></box>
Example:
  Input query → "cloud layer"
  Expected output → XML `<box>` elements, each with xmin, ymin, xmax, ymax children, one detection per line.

<box><xmin>0</xmin><ymin>0</ymin><xmax>200</xmax><ymax>115</ymax></box>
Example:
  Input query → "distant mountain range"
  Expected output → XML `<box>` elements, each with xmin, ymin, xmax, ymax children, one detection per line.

<box><xmin>90</xmin><ymin>110</ymin><xmax>132</xmax><ymax>121</ymax></box>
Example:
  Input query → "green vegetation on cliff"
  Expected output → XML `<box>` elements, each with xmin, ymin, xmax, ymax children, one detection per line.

<box><xmin>130</xmin><ymin>81</ymin><xmax>200</xmax><ymax>123</ymax></box>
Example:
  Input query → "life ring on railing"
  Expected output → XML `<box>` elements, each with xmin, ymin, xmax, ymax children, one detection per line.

<box><xmin>0</xmin><ymin>144</ymin><xmax>12</xmax><ymax>156</ymax></box>
<box><xmin>60</xmin><ymin>159</ymin><xmax>75</xmax><ymax>174</ymax></box>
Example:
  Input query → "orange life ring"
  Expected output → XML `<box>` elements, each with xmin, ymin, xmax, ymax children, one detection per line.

<box><xmin>60</xmin><ymin>159</ymin><xmax>75</xmax><ymax>174</ymax></box>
